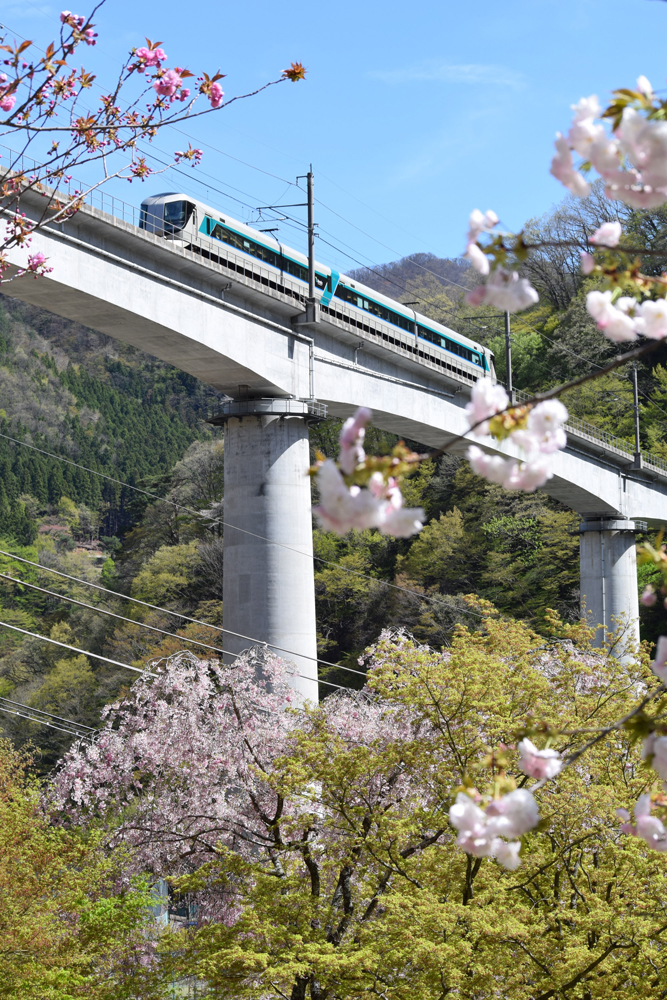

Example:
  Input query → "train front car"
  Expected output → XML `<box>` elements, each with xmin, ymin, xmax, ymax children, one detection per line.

<box><xmin>139</xmin><ymin>193</ymin><xmax>199</xmax><ymax>238</ymax></box>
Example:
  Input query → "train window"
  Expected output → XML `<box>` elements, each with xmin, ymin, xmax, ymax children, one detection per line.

<box><xmin>163</xmin><ymin>200</ymin><xmax>194</xmax><ymax>232</ymax></box>
<box><xmin>417</xmin><ymin>324</ymin><xmax>481</xmax><ymax>365</ymax></box>
<box><xmin>139</xmin><ymin>204</ymin><xmax>165</xmax><ymax>231</ymax></box>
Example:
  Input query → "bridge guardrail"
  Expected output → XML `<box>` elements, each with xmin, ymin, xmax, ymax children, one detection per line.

<box><xmin>514</xmin><ymin>388</ymin><xmax>667</xmax><ymax>476</ymax></box>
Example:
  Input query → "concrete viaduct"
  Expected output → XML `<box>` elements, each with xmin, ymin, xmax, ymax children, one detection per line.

<box><xmin>5</xmin><ymin>186</ymin><xmax>667</xmax><ymax>697</ymax></box>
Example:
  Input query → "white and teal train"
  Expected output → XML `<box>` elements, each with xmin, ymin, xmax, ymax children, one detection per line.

<box><xmin>139</xmin><ymin>193</ymin><xmax>495</xmax><ymax>378</ymax></box>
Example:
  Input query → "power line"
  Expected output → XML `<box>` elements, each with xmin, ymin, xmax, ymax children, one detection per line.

<box><xmin>0</xmin><ymin>700</ymin><xmax>92</xmax><ymax>739</ymax></box>
<box><xmin>0</xmin><ymin>619</ymin><xmax>157</xmax><ymax>676</ymax></box>
<box><xmin>0</xmin><ymin>611</ymin><xmax>351</xmax><ymax>694</ymax></box>
<box><xmin>0</xmin><ymin>571</ymin><xmax>226</xmax><ymax>656</ymax></box>
<box><xmin>0</xmin><ymin>694</ymin><xmax>94</xmax><ymax>739</ymax></box>
<box><xmin>0</xmin><ymin>693</ymin><xmax>95</xmax><ymax>732</ymax></box>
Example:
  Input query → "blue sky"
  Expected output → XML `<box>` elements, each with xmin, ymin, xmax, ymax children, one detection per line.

<box><xmin>3</xmin><ymin>0</ymin><xmax>667</xmax><ymax>274</ymax></box>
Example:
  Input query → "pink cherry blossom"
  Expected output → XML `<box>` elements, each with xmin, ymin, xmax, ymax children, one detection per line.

<box><xmin>27</xmin><ymin>251</ymin><xmax>46</xmax><ymax>270</ymax></box>
<box><xmin>641</xmin><ymin>586</ymin><xmax>658</xmax><ymax>607</ymax></box>
<box><xmin>526</xmin><ymin>400</ymin><xmax>568</xmax><ymax>453</ymax></box>
<box><xmin>449</xmin><ymin>793</ymin><xmax>495</xmax><ymax>857</ymax></box>
<box><xmin>590</xmin><ymin>221</ymin><xmax>622</xmax><ymax>247</ymax></box>
<box><xmin>586</xmin><ymin>290</ymin><xmax>639</xmax><ymax>342</ymax></box>
<box><xmin>619</xmin><ymin>795</ymin><xmax>667</xmax><ymax>851</ymax></box>
<box><xmin>570</xmin><ymin>95</ymin><xmax>602</xmax><ymax>122</ymax></box>
<box><xmin>465</xmin><ymin>377</ymin><xmax>509</xmax><ymax>436</ymax></box>
<box><xmin>550</xmin><ymin>134</ymin><xmax>591</xmax><ymax>199</ymax></box>
<box><xmin>517</xmin><ymin>738</ymin><xmax>562</xmax><ymax>780</ymax></box>
<box><xmin>485</xmin><ymin>788</ymin><xmax>540</xmax><ymax>838</ymax></box>
<box><xmin>465</xmin><ymin>243</ymin><xmax>490</xmax><ymax>275</ymax></box>
<box><xmin>467</xmin><ymin>267</ymin><xmax>539</xmax><ymax>313</ymax></box>
<box><xmin>153</xmin><ymin>68</ymin><xmax>183</xmax><ymax>99</ymax></box>
<box><xmin>637</xmin><ymin>75</ymin><xmax>653</xmax><ymax>98</ymax></box>
<box><xmin>493</xmin><ymin>839</ymin><xmax>522</xmax><ymax>870</ymax></box>
<box><xmin>379</xmin><ymin>480</ymin><xmax>425</xmax><ymax>538</ymax></box>
<box><xmin>466</xmin><ymin>208</ymin><xmax>498</xmax><ymax>246</ymax></box>
<box><xmin>449</xmin><ymin>789</ymin><xmax>539</xmax><ymax>869</ymax></box>
<box><xmin>651</xmin><ymin>635</ymin><xmax>667</xmax><ymax>682</ymax></box>
<box><xmin>504</xmin><ymin>454</ymin><xmax>553</xmax><ymax>492</ymax></box>
<box><xmin>136</xmin><ymin>46</ymin><xmax>167</xmax><ymax>67</ymax></box>
<box><xmin>208</xmin><ymin>81</ymin><xmax>224</xmax><ymax>109</ymax></box>
<box><xmin>642</xmin><ymin>733</ymin><xmax>667</xmax><ymax>779</ymax></box>
<box><xmin>580</xmin><ymin>252</ymin><xmax>595</xmax><ymax>275</ymax></box>
<box><xmin>639</xmin><ymin>298</ymin><xmax>667</xmax><ymax>340</ymax></box>
<box><xmin>339</xmin><ymin>406</ymin><xmax>372</xmax><ymax>475</ymax></box>
<box><xmin>313</xmin><ymin>460</ymin><xmax>384</xmax><ymax>534</ymax></box>
<box><xmin>0</xmin><ymin>93</ymin><xmax>16</xmax><ymax>113</ymax></box>
<box><xmin>465</xmin><ymin>285</ymin><xmax>487</xmax><ymax>307</ymax></box>
<box><xmin>60</xmin><ymin>11</ymin><xmax>85</xmax><ymax>27</ymax></box>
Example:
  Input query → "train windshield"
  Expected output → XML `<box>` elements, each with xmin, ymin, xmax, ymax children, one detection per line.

<box><xmin>163</xmin><ymin>200</ymin><xmax>194</xmax><ymax>232</ymax></box>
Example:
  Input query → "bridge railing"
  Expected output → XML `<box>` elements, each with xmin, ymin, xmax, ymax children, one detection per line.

<box><xmin>514</xmin><ymin>387</ymin><xmax>667</xmax><ymax>475</ymax></box>
<box><xmin>0</xmin><ymin>143</ymin><xmax>144</xmax><ymax>227</ymax></box>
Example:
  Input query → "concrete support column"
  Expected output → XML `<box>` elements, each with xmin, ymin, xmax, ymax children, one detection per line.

<box><xmin>215</xmin><ymin>399</ymin><xmax>325</xmax><ymax>702</ymax></box>
<box><xmin>579</xmin><ymin>517</ymin><xmax>640</xmax><ymax>651</ymax></box>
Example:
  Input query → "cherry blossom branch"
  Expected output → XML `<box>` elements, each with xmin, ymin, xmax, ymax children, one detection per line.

<box><xmin>0</xmin><ymin>7</ymin><xmax>306</xmax><ymax>279</ymax></box>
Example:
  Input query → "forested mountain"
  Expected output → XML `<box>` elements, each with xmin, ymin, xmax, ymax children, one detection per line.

<box><xmin>2</xmin><ymin>184</ymin><xmax>667</xmax><ymax>760</ymax></box>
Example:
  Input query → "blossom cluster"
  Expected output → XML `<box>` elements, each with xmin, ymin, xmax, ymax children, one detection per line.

<box><xmin>313</xmin><ymin>408</ymin><xmax>425</xmax><ymax>538</ymax></box>
<box><xmin>0</xmin><ymin>73</ymin><xmax>16</xmax><ymax>113</ymax></box>
<box><xmin>617</xmin><ymin>795</ymin><xmax>667</xmax><ymax>851</ymax></box>
<box><xmin>463</xmin><ymin>209</ymin><xmax>540</xmax><ymax>314</ymax></box>
<box><xmin>586</xmin><ymin>288</ymin><xmax>667</xmax><ymax>343</ymax></box>
<box><xmin>583</xmin><ymin>222</ymin><xmax>667</xmax><ymax>343</ymax></box>
<box><xmin>551</xmin><ymin>82</ymin><xmax>667</xmax><ymax>210</ymax></box>
<box><xmin>465</xmin><ymin>377</ymin><xmax>568</xmax><ymax>492</ymax></box>
<box><xmin>0</xmin><ymin>6</ymin><xmax>308</xmax><ymax>281</ymax></box>
<box><xmin>517</xmin><ymin>737</ymin><xmax>562</xmax><ymax>780</ymax></box>
<box><xmin>449</xmin><ymin>788</ymin><xmax>539</xmax><ymax>870</ymax></box>
<box><xmin>60</xmin><ymin>10</ymin><xmax>97</xmax><ymax>44</ymax></box>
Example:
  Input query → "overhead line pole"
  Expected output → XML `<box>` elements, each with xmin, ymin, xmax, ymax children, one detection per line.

<box><xmin>504</xmin><ymin>311</ymin><xmax>513</xmax><ymax>402</ymax></box>
<box><xmin>632</xmin><ymin>362</ymin><xmax>642</xmax><ymax>469</ymax></box>
<box><xmin>307</xmin><ymin>165</ymin><xmax>315</xmax><ymax>302</ymax></box>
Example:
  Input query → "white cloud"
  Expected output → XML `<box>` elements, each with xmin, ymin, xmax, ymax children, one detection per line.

<box><xmin>370</xmin><ymin>61</ymin><xmax>525</xmax><ymax>89</ymax></box>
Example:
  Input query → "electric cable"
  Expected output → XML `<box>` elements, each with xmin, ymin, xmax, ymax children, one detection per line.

<box><xmin>0</xmin><ymin>693</ymin><xmax>95</xmax><ymax>732</ymax></box>
<box><xmin>0</xmin><ymin>612</ymin><xmax>351</xmax><ymax>693</ymax></box>
<box><xmin>0</xmin><ymin>619</ymin><xmax>158</xmax><ymax>675</ymax></box>
<box><xmin>0</xmin><ymin>571</ymin><xmax>227</xmax><ymax>655</ymax></box>
<box><xmin>0</xmin><ymin>701</ymin><xmax>92</xmax><ymax>739</ymax></box>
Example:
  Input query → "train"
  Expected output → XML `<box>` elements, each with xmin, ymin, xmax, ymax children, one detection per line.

<box><xmin>139</xmin><ymin>192</ymin><xmax>496</xmax><ymax>377</ymax></box>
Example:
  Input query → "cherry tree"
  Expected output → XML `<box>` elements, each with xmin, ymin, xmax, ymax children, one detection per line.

<box><xmin>0</xmin><ymin>3</ymin><xmax>305</xmax><ymax>280</ymax></box>
<box><xmin>47</xmin><ymin>620</ymin><xmax>667</xmax><ymax>1000</ymax></box>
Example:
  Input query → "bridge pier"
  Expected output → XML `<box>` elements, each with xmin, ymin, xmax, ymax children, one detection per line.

<box><xmin>214</xmin><ymin>399</ymin><xmax>324</xmax><ymax>702</ymax></box>
<box><xmin>579</xmin><ymin>518</ymin><xmax>640</xmax><ymax>652</ymax></box>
